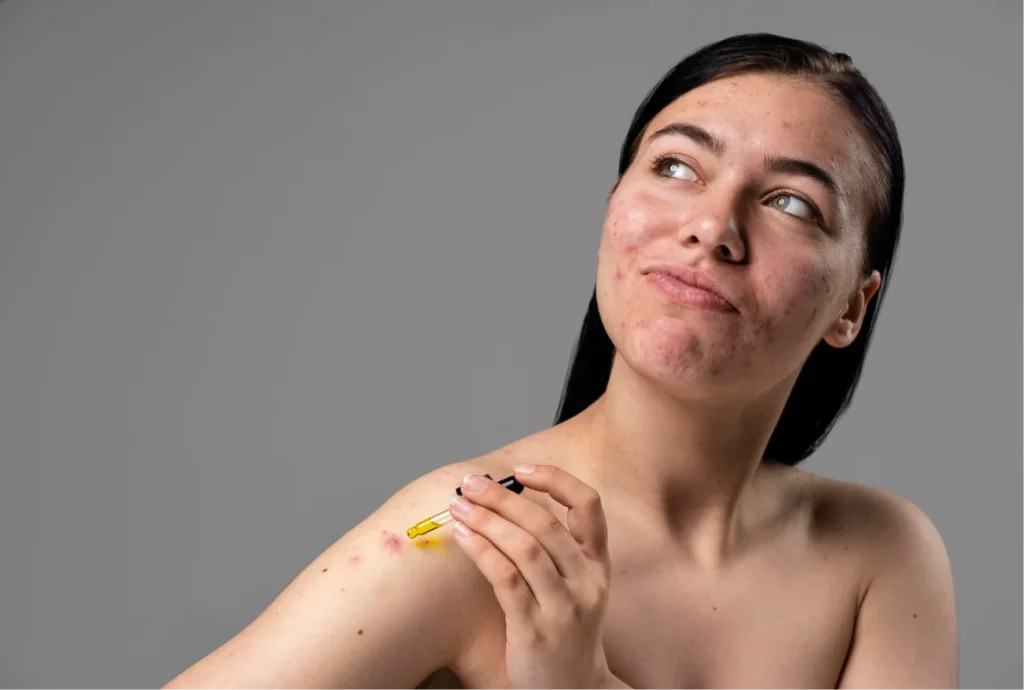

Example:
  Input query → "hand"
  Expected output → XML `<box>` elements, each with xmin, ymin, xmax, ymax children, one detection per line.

<box><xmin>449</xmin><ymin>464</ymin><xmax>619</xmax><ymax>689</ymax></box>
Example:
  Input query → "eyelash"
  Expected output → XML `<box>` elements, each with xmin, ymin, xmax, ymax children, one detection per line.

<box><xmin>649</xmin><ymin>153</ymin><xmax>825</xmax><ymax>226</ymax></box>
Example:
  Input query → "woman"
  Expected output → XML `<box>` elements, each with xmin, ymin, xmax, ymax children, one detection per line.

<box><xmin>165</xmin><ymin>33</ymin><xmax>957</xmax><ymax>688</ymax></box>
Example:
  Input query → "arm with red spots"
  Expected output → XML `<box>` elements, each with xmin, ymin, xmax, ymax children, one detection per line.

<box><xmin>163</xmin><ymin>463</ymin><xmax>492</xmax><ymax>689</ymax></box>
<box><xmin>836</xmin><ymin>492</ymin><xmax>958</xmax><ymax>688</ymax></box>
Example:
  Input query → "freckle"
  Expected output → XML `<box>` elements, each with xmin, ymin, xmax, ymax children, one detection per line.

<box><xmin>322</xmin><ymin>568</ymin><xmax>328</xmax><ymax>573</ymax></box>
<box><xmin>913</xmin><ymin>614</ymin><xmax>917</xmax><ymax>618</ymax></box>
<box><xmin>358</xmin><ymin>629</ymin><xmax>364</xmax><ymax>635</ymax></box>
<box><xmin>341</xmin><ymin>588</ymin><xmax>346</xmax><ymax>592</ymax></box>
<box><xmin>712</xmin><ymin>606</ymin><xmax>717</xmax><ymax>611</ymax></box>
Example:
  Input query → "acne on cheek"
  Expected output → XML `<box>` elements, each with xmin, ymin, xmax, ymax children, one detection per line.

<box><xmin>609</xmin><ymin>220</ymin><xmax>639</xmax><ymax>256</ymax></box>
<box><xmin>761</xmin><ymin>265</ymin><xmax>838</xmax><ymax>344</ymax></box>
<box><xmin>605</xmin><ymin>195</ymin><xmax>653</xmax><ymax>256</ymax></box>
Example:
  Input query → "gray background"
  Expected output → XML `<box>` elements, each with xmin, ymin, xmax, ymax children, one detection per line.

<box><xmin>0</xmin><ymin>0</ymin><xmax>1019</xmax><ymax>687</ymax></box>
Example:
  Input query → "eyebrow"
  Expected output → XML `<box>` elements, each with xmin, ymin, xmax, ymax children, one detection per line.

<box><xmin>646</xmin><ymin>122</ymin><xmax>840</xmax><ymax>198</ymax></box>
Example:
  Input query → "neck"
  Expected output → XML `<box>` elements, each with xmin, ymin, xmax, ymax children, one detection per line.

<box><xmin>568</xmin><ymin>353</ymin><xmax>798</xmax><ymax>564</ymax></box>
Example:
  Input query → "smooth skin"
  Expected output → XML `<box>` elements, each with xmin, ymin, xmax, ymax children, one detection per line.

<box><xmin>164</xmin><ymin>73</ymin><xmax>957</xmax><ymax>688</ymax></box>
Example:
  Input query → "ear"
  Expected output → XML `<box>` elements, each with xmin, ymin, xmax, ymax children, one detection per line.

<box><xmin>823</xmin><ymin>269</ymin><xmax>882</xmax><ymax>348</ymax></box>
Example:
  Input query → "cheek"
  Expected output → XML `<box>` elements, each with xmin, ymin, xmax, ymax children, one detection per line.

<box><xmin>755</xmin><ymin>260</ymin><xmax>841</xmax><ymax>346</ymax></box>
<box><xmin>601</xmin><ymin>188</ymin><xmax>666</xmax><ymax>258</ymax></box>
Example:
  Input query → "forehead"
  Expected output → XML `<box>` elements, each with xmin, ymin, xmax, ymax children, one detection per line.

<box><xmin>640</xmin><ymin>73</ymin><xmax>872</xmax><ymax>215</ymax></box>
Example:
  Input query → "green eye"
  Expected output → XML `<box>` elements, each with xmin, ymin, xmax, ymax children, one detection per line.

<box><xmin>653</xmin><ymin>155</ymin><xmax>699</xmax><ymax>182</ymax></box>
<box><xmin>769</xmin><ymin>194</ymin><xmax>819</xmax><ymax>223</ymax></box>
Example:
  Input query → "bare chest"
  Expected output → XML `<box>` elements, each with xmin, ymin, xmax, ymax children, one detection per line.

<box><xmin>448</xmin><ymin>551</ymin><xmax>859</xmax><ymax>689</ymax></box>
<box><xmin>600</xmin><ymin>564</ymin><xmax>859</xmax><ymax>688</ymax></box>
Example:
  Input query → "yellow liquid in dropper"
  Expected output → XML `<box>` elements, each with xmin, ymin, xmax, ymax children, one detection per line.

<box><xmin>406</xmin><ymin>508</ymin><xmax>453</xmax><ymax>539</ymax></box>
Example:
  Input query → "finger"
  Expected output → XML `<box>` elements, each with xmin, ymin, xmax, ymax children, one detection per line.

<box><xmin>451</xmin><ymin>493</ymin><xmax>571</xmax><ymax>614</ymax></box>
<box><xmin>512</xmin><ymin>464</ymin><xmax>609</xmax><ymax>561</ymax></box>
<box><xmin>460</xmin><ymin>473</ymin><xmax>588</xmax><ymax>580</ymax></box>
<box><xmin>450</xmin><ymin>519</ymin><xmax>536</xmax><ymax>624</ymax></box>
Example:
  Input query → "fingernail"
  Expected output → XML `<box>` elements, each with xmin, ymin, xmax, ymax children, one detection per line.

<box><xmin>453</xmin><ymin>521</ymin><xmax>473</xmax><ymax>539</ymax></box>
<box><xmin>449</xmin><ymin>495</ymin><xmax>473</xmax><ymax>514</ymax></box>
<box><xmin>462</xmin><ymin>474</ymin><xmax>488</xmax><ymax>494</ymax></box>
<box><xmin>514</xmin><ymin>463</ymin><xmax>536</xmax><ymax>474</ymax></box>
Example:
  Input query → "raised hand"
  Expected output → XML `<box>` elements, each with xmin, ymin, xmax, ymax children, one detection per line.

<box><xmin>449</xmin><ymin>464</ymin><xmax>624</xmax><ymax>688</ymax></box>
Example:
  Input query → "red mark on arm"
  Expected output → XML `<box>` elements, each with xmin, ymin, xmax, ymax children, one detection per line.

<box><xmin>357</xmin><ymin>629</ymin><xmax>364</xmax><ymax>635</ymax></box>
<box><xmin>381</xmin><ymin>530</ymin><xmax>403</xmax><ymax>554</ymax></box>
<box><xmin>349</xmin><ymin>555</ymin><xmax>361</xmax><ymax>565</ymax></box>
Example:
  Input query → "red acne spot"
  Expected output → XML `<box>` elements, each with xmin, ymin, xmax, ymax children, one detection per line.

<box><xmin>615</xmin><ymin>269</ymin><xmax>623</xmax><ymax>280</ymax></box>
<box><xmin>781</xmin><ymin>120</ymin><xmax>792</xmax><ymax>128</ymax></box>
<box><xmin>382</xmin><ymin>531</ymin><xmax>403</xmax><ymax>553</ymax></box>
<box><xmin>349</xmin><ymin>555</ymin><xmax>361</xmax><ymax>565</ymax></box>
<box><xmin>358</xmin><ymin>629</ymin><xmax>364</xmax><ymax>635</ymax></box>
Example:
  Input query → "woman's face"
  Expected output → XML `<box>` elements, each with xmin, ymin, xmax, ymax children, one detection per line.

<box><xmin>597</xmin><ymin>72</ymin><xmax>881</xmax><ymax>399</ymax></box>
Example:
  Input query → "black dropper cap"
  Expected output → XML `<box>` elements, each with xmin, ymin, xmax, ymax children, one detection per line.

<box><xmin>455</xmin><ymin>473</ymin><xmax>525</xmax><ymax>497</ymax></box>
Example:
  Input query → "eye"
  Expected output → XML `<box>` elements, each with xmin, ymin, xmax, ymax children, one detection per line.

<box><xmin>652</xmin><ymin>154</ymin><xmax>699</xmax><ymax>182</ymax></box>
<box><xmin>767</xmin><ymin>193</ymin><xmax>821</xmax><ymax>224</ymax></box>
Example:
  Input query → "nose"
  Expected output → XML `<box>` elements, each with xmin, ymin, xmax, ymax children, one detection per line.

<box><xmin>678</xmin><ymin>190</ymin><xmax>746</xmax><ymax>263</ymax></box>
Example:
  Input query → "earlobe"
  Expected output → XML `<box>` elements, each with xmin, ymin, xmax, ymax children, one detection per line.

<box><xmin>823</xmin><ymin>270</ymin><xmax>882</xmax><ymax>348</ymax></box>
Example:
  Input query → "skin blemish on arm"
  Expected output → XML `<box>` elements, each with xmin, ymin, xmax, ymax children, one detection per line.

<box><xmin>358</xmin><ymin>629</ymin><xmax>364</xmax><ymax>636</ymax></box>
<box><xmin>349</xmin><ymin>555</ymin><xmax>361</xmax><ymax>565</ymax></box>
<box><xmin>322</xmin><ymin>568</ymin><xmax>328</xmax><ymax>573</ymax></box>
<box><xmin>381</xmin><ymin>530</ymin><xmax>404</xmax><ymax>554</ymax></box>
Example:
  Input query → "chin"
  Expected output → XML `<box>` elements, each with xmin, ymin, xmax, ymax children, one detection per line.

<box><xmin>616</xmin><ymin>318</ymin><xmax>735</xmax><ymax>393</ymax></box>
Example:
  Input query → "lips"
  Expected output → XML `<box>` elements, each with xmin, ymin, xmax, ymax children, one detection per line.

<box><xmin>641</xmin><ymin>264</ymin><xmax>737</xmax><ymax>312</ymax></box>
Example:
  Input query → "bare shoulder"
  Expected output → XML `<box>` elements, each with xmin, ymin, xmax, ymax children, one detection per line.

<box><xmin>794</xmin><ymin>469</ymin><xmax>951</xmax><ymax>571</ymax></box>
<box><xmin>163</xmin><ymin>458</ymin><xmax>506</xmax><ymax>689</ymax></box>
<box><xmin>782</xmin><ymin>467</ymin><xmax>958</xmax><ymax>686</ymax></box>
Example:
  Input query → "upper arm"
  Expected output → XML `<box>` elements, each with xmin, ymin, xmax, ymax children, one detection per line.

<box><xmin>163</xmin><ymin>462</ymin><xmax>489</xmax><ymax>689</ymax></box>
<box><xmin>837</xmin><ymin>494</ymin><xmax>958</xmax><ymax>688</ymax></box>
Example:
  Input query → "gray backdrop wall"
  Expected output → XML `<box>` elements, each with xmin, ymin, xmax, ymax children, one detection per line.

<box><xmin>0</xmin><ymin>0</ymin><xmax>1019</xmax><ymax>687</ymax></box>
